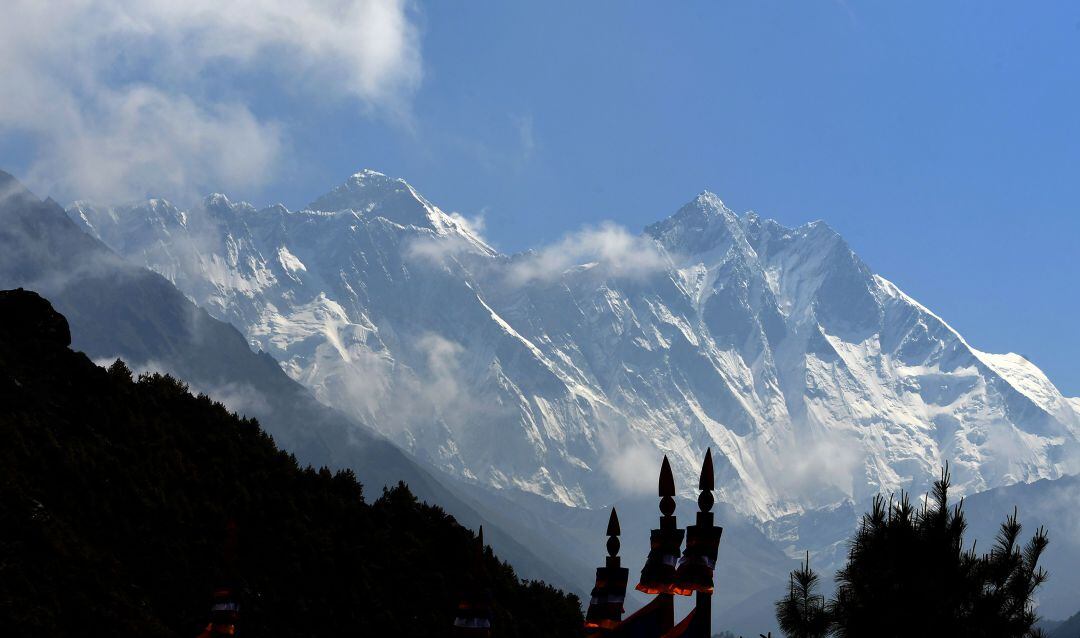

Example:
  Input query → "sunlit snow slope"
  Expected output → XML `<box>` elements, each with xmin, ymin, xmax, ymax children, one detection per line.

<box><xmin>70</xmin><ymin>170</ymin><xmax>1080</xmax><ymax>520</ymax></box>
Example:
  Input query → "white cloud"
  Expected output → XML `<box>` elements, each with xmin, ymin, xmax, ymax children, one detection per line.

<box><xmin>0</xmin><ymin>0</ymin><xmax>422</xmax><ymax>203</ymax></box>
<box><xmin>24</xmin><ymin>89</ymin><xmax>283</xmax><ymax>206</ymax></box>
<box><xmin>415</xmin><ymin>333</ymin><xmax>467</xmax><ymax>412</ymax></box>
<box><xmin>447</xmin><ymin>210</ymin><xmax>487</xmax><ymax>238</ymax></box>
<box><xmin>771</xmin><ymin>428</ymin><xmax>867</xmax><ymax>506</ymax></box>
<box><xmin>404</xmin><ymin>216</ymin><xmax>671</xmax><ymax>287</ymax></box>
<box><xmin>404</xmin><ymin>209</ymin><xmax>489</xmax><ymax>266</ymax></box>
<box><xmin>506</xmin><ymin>222</ymin><xmax>671</xmax><ymax>286</ymax></box>
<box><xmin>405</xmin><ymin>234</ymin><xmax>468</xmax><ymax>266</ymax></box>
<box><xmin>602</xmin><ymin>439</ymin><xmax>661</xmax><ymax>496</ymax></box>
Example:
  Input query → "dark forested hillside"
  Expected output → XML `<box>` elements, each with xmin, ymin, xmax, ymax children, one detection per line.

<box><xmin>0</xmin><ymin>288</ymin><xmax>582</xmax><ymax>637</ymax></box>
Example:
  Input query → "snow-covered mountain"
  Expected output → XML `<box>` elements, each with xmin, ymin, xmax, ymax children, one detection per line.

<box><xmin>69</xmin><ymin>169</ymin><xmax>1080</xmax><ymax>521</ymax></box>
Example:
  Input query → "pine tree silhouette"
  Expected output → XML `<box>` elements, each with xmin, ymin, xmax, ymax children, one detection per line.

<box><xmin>775</xmin><ymin>552</ymin><xmax>828</xmax><ymax>638</ymax></box>
<box><xmin>777</xmin><ymin>464</ymin><xmax>1049</xmax><ymax>638</ymax></box>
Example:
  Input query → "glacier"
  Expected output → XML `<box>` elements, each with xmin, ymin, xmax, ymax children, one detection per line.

<box><xmin>69</xmin><ymin>169</ymin><xmax>1080</xmax><ymax>523</ymax></box>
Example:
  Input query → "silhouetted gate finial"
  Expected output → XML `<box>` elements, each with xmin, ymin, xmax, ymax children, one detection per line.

<box><xmin>674</xmin><ymin>449</ymin><xmax>723</xmax><ymax>596</ymax></box>
<box><xmin>585</xmin><ymin>508</ymin><xmax>630</xmax><ymax>633</ymax></box>
<box><xmin>636</xmin><ymin>455</ymin><xmax>685</xmax><ymax>596</ymax></box>
<box><xmin>698</xmin><ymin>447</ymin><xmax>714</xmax><ymax>493</ymax></box>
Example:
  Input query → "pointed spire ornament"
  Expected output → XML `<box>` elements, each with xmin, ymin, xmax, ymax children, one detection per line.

<box><xmin>673</xmin><ymin>448</ymin><xmax>724</xmax><ymax>597</ymax></box>
<box><xmin>636</xmin><ymin>455</ymin><xmax>686</xmax><ymax>595</ymax></box>
<box><xmin>659</xmin><ymin>456</ymin><xmax>676</xmax><ymax>500</ymax></box>
<box><xmin>585</xmin><ymin>508</ymin><xmax>630</xmax><ymax>633</ymax></box>
<box><xmin>699</xmin><ymin>447</ymin><xmax>714</xmax><ymax>492</ymax></box>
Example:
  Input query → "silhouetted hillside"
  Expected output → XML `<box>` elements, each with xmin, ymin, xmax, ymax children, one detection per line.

<box><xmin>0</xmin><ymin>288</ymin><xmax>582</xmax><ymax>637</ymax></box>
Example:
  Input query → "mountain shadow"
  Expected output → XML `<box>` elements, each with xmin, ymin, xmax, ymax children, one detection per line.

<box><xmin>0</xmin><ymin>288</ymin><xmax>582</xmax><ymax>637</ymax></box>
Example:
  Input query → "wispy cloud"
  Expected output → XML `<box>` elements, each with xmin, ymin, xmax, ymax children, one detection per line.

<box><xmin>404</xmin><ymin>214</ymin><xmax>672</xmax><ymax>287</ymax></box>
<box><xmin>599</xmin><ymin>433</ymin><xmax>661</xmax><ymax>496</ymax></box>
<box><xmin>506</xmin><ymin>222</ymin><xmax>671</xmax><ymax>286</ymax></box>
<box><xmin>0</xmin><ymin>0</ymin><xmax>423</xmax><ymax>204</ymax></box>
<box><xmin>770</xmin><ymin>429</ymin><xmax>867</xmax><ymax>506</ymax></box>
<box><xmin>447</xmin><ymin>209</ymin><xmax>488</xmax><ymax>239</ymax></box>
<box><xmin>403</xmin><ymin>209</ymin><xmax>489</xmax><ymax>266</ymax></box>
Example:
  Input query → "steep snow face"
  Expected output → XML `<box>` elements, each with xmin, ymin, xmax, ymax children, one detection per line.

<box><xmin>69</xmin><ymin>173</ymin><xmax>1080</xmax><ymax>520</ymax></box>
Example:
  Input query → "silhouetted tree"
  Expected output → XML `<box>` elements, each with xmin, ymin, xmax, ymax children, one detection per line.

<box><xmin>775</xmin><ymin>552</ymin><xmax>828</xmax><ymax>638</ymax></box>
<box><xmin>777</xmin><ymin>465</ymin><xmax>1048</xmax><ymax>638</ymax></box>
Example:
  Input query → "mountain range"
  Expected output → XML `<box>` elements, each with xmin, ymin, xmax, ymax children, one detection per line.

<box><xmin>0</xmin><ymin>169</ymin><xmax>802</xmax><ymax>635</ymax></box>
<box><xmin>69</xmin><ymin>169</ymin><xmax>1080</xmax><ymax>527</ymax></box>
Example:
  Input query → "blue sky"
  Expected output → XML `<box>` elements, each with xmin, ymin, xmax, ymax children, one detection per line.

<box><xmin>2</xmin><ymin>1</ymin><xmax>1079</xmax><ymax>393</ymax></box>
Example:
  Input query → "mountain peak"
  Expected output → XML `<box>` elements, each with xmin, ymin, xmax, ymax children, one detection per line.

<box><xmin>312</xmin><ymin>168</ymin><xmax>410</xmax><ymax>206</ymax></box>
<box><xmin>203</xmin><ymin>192</ymin><xmax>256</xmax><ymax>216</ymax></box>
<box><xmin>671</xmin><ymin>190</ymin><xmax>740</xmax><ymax>225</ymax></box>
<box><xmin>694</xmin><ymin>190</ymin><xmax>729</xmax><ymax>211</ymax></box>
<box><xmin>304</xmin><ymin>170</ymin><xmax>494</xmax><ymax>256</ymax></box>
<box><xmin>306</xmin><ymin>168</ymin><xmax>436</xmax><ymax>227</ymax></box>
<box><xmin>204</xmin><ymin>192</ymin><xmax>232</xmax><ymax>208</ymax></box>
<box><xmin>644</xmin><ymin>190</ymin><xmax>744</xmax><ymax>256</ymax></box>
<box><xmin>336</xmin><ymin>168</ymin><xmax>408</xmax><ymax>196</ymax></box>
<box><xmin>348</xmin><ymin>168</ymin><xmax>393</xmax><ymax>182</ymax></box>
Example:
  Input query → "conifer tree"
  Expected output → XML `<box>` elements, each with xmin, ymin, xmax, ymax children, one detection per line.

<box><xmin>777</xmin><ymin>464</ymin><xmax>1049</xmax><ymax>638</ymax></box>
<box><xmin>775</xmin><ymin>552</ymin><xmax>828</xmax><ymax>638</ymax></box>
